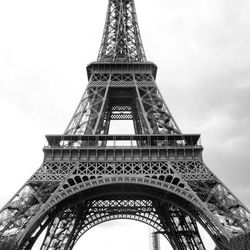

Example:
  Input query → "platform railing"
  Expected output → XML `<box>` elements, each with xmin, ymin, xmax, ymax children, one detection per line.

<box><xmin>44</xmin><ymin>134</ymin><xmax>202</xmax><ymax>149</ymax></box>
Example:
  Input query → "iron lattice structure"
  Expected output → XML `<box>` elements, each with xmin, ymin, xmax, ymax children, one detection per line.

<box><xmin>0</xmin><ymin>0</ymin><xmax>250</xmax><ymax>249</ymax></box>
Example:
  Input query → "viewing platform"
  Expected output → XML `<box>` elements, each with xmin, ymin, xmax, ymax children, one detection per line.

<box><xmin>43</xmin><ymin>134</ymin><xmax>203</xmax><ymax>161</ymax></box>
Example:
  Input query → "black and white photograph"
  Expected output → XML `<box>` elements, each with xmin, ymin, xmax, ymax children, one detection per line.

<box><xmin>0</xmin><ymin>0</ymin><xmax>250</xmax><ymax>249</ymax></box>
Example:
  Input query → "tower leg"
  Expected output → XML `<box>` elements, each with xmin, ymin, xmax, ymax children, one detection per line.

<box><xmin>155</xmin><ymin>202</ymin><xmax>206</xmax><ymax>250</ymax></box>
<box><xmin>39</xmin><ymin>202</ymin><xmax>91</xmax><ymax>250</ymax></box>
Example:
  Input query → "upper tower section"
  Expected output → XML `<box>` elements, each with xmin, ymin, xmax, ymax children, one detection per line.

<box><xmin>97</xmin><ymin>0</ymin><xmax>147</xmax><ymax>62</ymax></box>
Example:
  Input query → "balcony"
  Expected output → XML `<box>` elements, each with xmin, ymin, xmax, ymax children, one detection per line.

<box><xmin>43</xmin><ymin>135</ymin><xmax>202</xmax><ymax>161</ymax></box>
<box><xmin>45</xmin><ymin>134</ymin><xmax>201</xmax><ymax>149</ymax></box>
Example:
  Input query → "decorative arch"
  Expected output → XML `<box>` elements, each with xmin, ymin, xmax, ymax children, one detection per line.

<box><xmin>43</xmin><ymin>175</ymin><xmax>207</xmax><ymax>219</ymax></box>
<box><xmin>18</xmin><ymin>183</ymin><xmax>227</xmax><ymax>250</ymax></box>
<box><xmin>64</xmin><ymin>211</ymin><xmax>169</xmax><ymax>249</ymax></box>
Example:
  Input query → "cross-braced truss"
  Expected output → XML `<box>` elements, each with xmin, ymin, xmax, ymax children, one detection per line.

<box><xmin>65</xmin><ymin>72</ymin><xmax>181</xmax><ymax>135</ymax></box>
<box><xmin>38</xmin><ymin>198</ymin><xmax>206</xmax><ymax>250</ymax></box>
<box><xmin>98</xmin><ymin>0</ymin><xmax>146</xmax><ymax>62</ymax></box>
<box><xmin>1</xmin><ymin>0</ymin><xmax>250</xmax><ymax>249</ymax></box>
<box><xmin>1</xmin><ymin>142</ymin><xmax>250</xmax><ymax>249</ymax></box>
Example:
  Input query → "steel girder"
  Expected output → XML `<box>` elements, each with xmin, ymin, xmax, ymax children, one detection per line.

<box><xmin>37</xmin><ymin>197</ymin><xmax>206</xmax><ymax>250</ymax></box>
<box><xmin>1</xmin><ymin>154</ymin><xmax>250</xmax><ymax>249</ymax></box>
<box><xmin>64</xmin><ymin>70</ymin><xmax>181</xmax><ymax>135</ymax></box>
<box><xmin>97</xmin><ymin>0</ymin><xmax>146</xmax><ymax>62</ymax></box>
<box><xmin>1</xmin><ymin>71</ymin><xmax>250</xmax><ymax>249</ymax></box>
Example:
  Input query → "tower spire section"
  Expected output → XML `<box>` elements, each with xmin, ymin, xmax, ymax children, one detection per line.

<box><xmin>64</xmin><ymin>0</ymin><xmax>181</xmax><ymax>136</ymax></box>
<box><xmin>97</xmin><ymin>0</ymin><xmax>147</xmax><ymax>62</ymax></box>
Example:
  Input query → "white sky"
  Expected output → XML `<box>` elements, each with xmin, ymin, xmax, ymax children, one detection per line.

<box><xmin>0</xmin><ymin>0</ymin><xmax>250</xmax><ymax>249</ymax></box>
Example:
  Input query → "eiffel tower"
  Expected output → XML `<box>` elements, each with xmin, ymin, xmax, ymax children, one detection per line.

<box><xmin>0</xmin><ymin>0</ymin><xmax>250</xmax><ymax>249</ymax></box>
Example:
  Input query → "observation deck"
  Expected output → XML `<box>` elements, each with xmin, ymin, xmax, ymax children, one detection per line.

<box><xmin>44</xmin><ymin>134</ymin><xmax>203</xmax><ymax>162</ymax></box>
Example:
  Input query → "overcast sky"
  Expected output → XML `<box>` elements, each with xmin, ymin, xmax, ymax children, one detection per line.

<box><xmin>0</xmin><ymin>0</ymin><xmax>250</xmax><ymax>249</ymax></box>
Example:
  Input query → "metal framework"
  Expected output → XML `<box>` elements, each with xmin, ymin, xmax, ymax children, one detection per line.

<box><xmin>97</xmin><ymin>0</ymin><xmax>146</xmax><ymax>62</ymax></box>
<box><xmin>151</xmin><ymin>231</ymin><xmax>161</xmax><ymax>250</ymax></box>
<box><xmin>1</xmin><ymin>0</ymin><xmax>250</xmax><ymax>249</ymax></box>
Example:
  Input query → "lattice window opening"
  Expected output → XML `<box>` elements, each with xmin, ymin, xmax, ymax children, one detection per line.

<box><xmin>213</xmin><ymin>212</ymin><xmax>245</xmax><ymax>235</ymax></box>
<box><xmin>65</xmin><ymin>100</ymin><xmax>92</xmax><ymax>135</ymax></box>
<box><xmin>0</xmin><ymin>213</ymin><xmax>21</xmax><ymax>235</ymax></box>
<box><xmin>30</xmin><ymin>182</ymin><xmax>59</xmax><ymax>201</ymax></box>
<box><xmin>210</xmin><ymin>184</ymin><xmax>250</xmax><ymax>220</ymax></box>
<box><xmin>148</xmin><ymin>111</ymin><xmax>174</xmax><ymax>133</ymax></box>
<box><xmin>206</xmin><ymin>204</ymin><xmax>248</xmax><ymax>234</ymax></box>
<box><xmin>138</xmin><ymin>87</ymin><xmax>180</xmax><ymax>133</ymax></box>
<box><xmin>75</xmin><ymin>107</ymin><xmax>100</xmax><ymax>135</ymax></box>
<box><xmin>198</xmin><ymin>215</ymin><xmax>219</xmax><ymax>237</ymax></box>
<box><xmin>173</xmin><ymin>217</ymin><xmax>189</xmax><ymax>232</ymax></box>
<box><xmin>38</xmin><ymin>163</ymin><xmax>56</xmax><ymax>174</ymax></box>
<box><xmin>147</xmin><ymin>115</ymin><xmax>173</xmax><ymax>134</ymax></box>
<box><xmin>87</xmin><ymin>95</ymin><xmax>105</xmax><ymax>108</ymax></box>
<box><xmin>135</xmin><ymin>74</ymin><xmax>153</xmax><ymax>82</ymax></box>
<box><xmin>188</xmin><ymin>181</ymin><xmax>217</xmax><ymax>201</ymax></box>
<box><xmin>0</xmin><ymin>202</ymin><xmax>41</xmax><ymax>237</ymax></box>
<box><xmin>73</xmin><ymin>92</ymin><xmax>92</xmax><ymax>115</ymax></box>
<box><xmin>110</xmin><ymin>74</ymin><xmax>121</xmax><ymax>81</ymax></box>
<box><xmin>109</xmin><ymin>112</ymin><xmax>133</xmax><ymax>121</ymax></box>
<box><xmin>98</xmin><ymin>2</ymin><xmax>146</xmax><ymax>62</ymax></box>
<box><xmin>2</xmin><ymin>228</ymin><xmax>19</xmax><ymax>238</ymax></box>
<box><xmin>40</xmin><ymin>215</ymin><xmax>75</xmax><ymax>250</ymax></box>
<box><xmin>0</xmin><ymin>185</ymin><xmax>41</xmax><ymax>225</ymax></box>
<box><xmin>110</xmin><ymin>110</ymin><xmax>133</xmax><ymax>120</ymax></box>
<box><xmin>60</xmin><ymin>172</ymin><xmax>187</xmax><ymax>194</ymax></box>
<box><xmin>171</xmin><ymin>161</ymin><xmax>206</xmax><ymax>172</ymax></box>
<box><xmin>111</xmin><ymin>105</ymin><xmax>132</xmax><ymax>111</ymax></box>
<box><xmin>54</xmin><ymin>162</ymin><xmax>179</xmax><ymax>177</ymax></box>
<box><xmin>89</xmin><ymin>82</ymin><xmax>108</xmax><ymax>87</ymax></box>
<box><xmin>215</xmin><ymin>208</ymin><xmax>250</xmax><ymax>232</ymax></box>
<box><xmin>109</xmin><ymin>81</ymin><xmax>135</xmax><ymax>87</ymax></box>
<box><xmin>67</xmin><ymin>87</ymin><xmax>106</xmax><ymax>128</ymax></box>
<box><xmin>136</xmin><ymin>81</ymin><xmax>155</xmax><ymax>87</ymax></box>
<box><xmin>110</xmin><ymin>74</ymin><xmax>134</xmax><ymax>82</ymax></box>
<box><xmin>91</xmin><ymin>74</ymin><xmax>110</xmax><ymax>82</ymax></box>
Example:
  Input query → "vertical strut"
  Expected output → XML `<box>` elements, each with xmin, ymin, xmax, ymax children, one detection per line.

<box><xmin>135</xmin><ymin>85</ymin><xmax>153</xmax><ymax>134</ymax></box>
<box><xmin>93</xmin><ymin>86</ymin><xmax>110</xmax><ymax>134</ymax></box>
